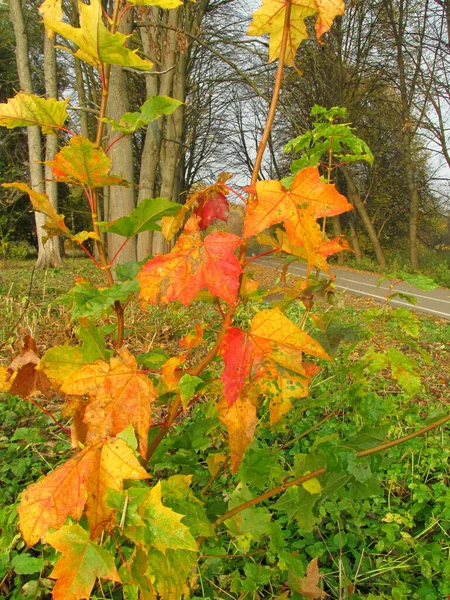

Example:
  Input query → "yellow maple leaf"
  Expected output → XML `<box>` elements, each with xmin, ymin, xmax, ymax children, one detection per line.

<box><xmin>40</xmin><ymin>0</ymin><xmax>153</xmax><ymax>70</ymax></box>
<box><xmin>61</xmin><ymin>348</ymin><xmax>157</xmax><ymax>458</ymax></box>
<box><xmin>248</xmin><ymin>0</ymin><xmax>345</xmax><ymax>65</ymax></box>
<box><xmin>18</xmin><ymin>438</ymin><xmax>149</xmax><ymax>546</ymax></box>
<box><xmin>218</xmin><ymin>397</ymin><xmax>257</xmax><ymax>472</ymax></box>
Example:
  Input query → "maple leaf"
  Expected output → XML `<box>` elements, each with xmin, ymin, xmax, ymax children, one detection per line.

<box><xmin>3</xmin><ymin>182</ymin><xmax>69</xmax><ymax>238</ymax></box>
<box><xmin>103</xmin><ymin>95</ymin><xmax>183</xmax><ymax>134</ymax></box>
<box><xmin>45</xmin><ymin>136</ymin><xmax>127</xmax><ymax>187</ymax></box>
<box><xmin>220</xmin><ymin>308</ymin><xmax>330</xmax><ymax>421</ymax></box>
<box><xmin>258</xmin><ymin>228</ymin><xmax>351</xmax><ymax>276</ymax></box>
<box><xmin>40</xmin><ymin>0</ymin><xmax>153</xmax><ymax>70</ymax></box>
<box><xmin>288</xmin><ymin>557</ymin><xmax>328</xmax><ymax>599</ymax></box>
<box><xmin>146</xmin><ymin>548</ymin><xmax>197</xmax><ymax>600</ymax></box>
<box><xmin>139</xmin><ymin>216</ymin><xmax>242</xmax><ymax>306</ymax></box>
<box><xmin>18</xmin><ymin>438</ymin><xmax>149</xmax><ymax>546</ymax></box>
<box><xmin>5</xmin><ymin>348</ymin><xmax>52</xmax><ymax>399</ymax></box>
<box><xmin>102</xmin><ymin>196</ymin><xmax>180</xmax><ymax>238</ymax></box>
<box><xmin>61</xmin><ymin>348</ymin><xmax>157</xmax><ymax>458</ymax></box>
<box><xmin>218</xmin><ymin>396</ymin><xmax>257</xmax><ymax>472</ymax></box>
<box><xmin>244</xmin><ymin>167</ymin><xmax>352</xmax><ymax>272</ymax></box>
<box><xmin>0</xmin><ymin>93</ymin><xmax>68</xmax><ymax>134</ymax></box>
<box><xmin>248</xmin><ymin>0</ymin><xmax>345</xmax><ymax>65</ymax></box>
<box><xmin>45</xmin><ymin>524</ymin><xmax>120</xmax><ymax>600</ymax></box>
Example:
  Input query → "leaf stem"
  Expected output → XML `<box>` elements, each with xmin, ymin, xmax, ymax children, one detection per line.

<box><xmin>244</xmin><ymin>248</ymin><xmax>277</xmax><ymax>266</ymax></box>
<box><xmin>213</xmin><ymin>414</ymin><xmax>450</xmax><ymax>528</ymax></box>
<box><xmin>27</xmin><ymin>397</ymin><xmax>70</xmax><ymax>435</ymax></box>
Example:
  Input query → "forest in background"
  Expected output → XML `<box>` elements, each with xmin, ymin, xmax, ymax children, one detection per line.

<box><xmin>1</xmin><ymin>0</ymin><xmax>450</xmax><ymax>283</ymax></box>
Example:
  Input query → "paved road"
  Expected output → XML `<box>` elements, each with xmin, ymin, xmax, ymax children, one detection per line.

<box><xmin>255</xmin><ymin>257</ymin><xmax>450</xmax><ymax>320</ymax></box>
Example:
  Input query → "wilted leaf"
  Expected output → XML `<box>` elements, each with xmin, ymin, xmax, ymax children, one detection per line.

<box><xmin>62</xmin><ymin>348</ymin><xmax>157</xmax><ymax>457</ymax></box>
<box><xmin>7</xmin><ymin>349</ymin><xmax>52</xmax><ymax>399</ymax></box>
<box><xmin>3</xmin><ymin>182</ymin><xmax>69</xmax><ymax>238</ymax></box>
<box><xmin>288</xmin><ymin>557</ymin><xmax>327</xmax><ymax>599</ymax></box>
<box><xmin>45</xmin><ymin>524</ymin><xmax>120</xmax><ymax>600</ymax></box>
<box><xmin>103</xmin><ymin>95</ymin><xmax>182</xmax><ymax>134</ymax></box>
<box><xmin>45</xmin><ymin>136</ymin><xmax>127</xmax><ymax>187</ymax></box>
<box><xmin>102</xmin><ymin>196</ymin><xmax>180</xmax><ymax>238</ymax></box>
<box><xmin>218</xmin><ymin>397</ymin><xmax>257</xmax><ymax>472</ymax></box>
<box><xmin>40</xmin><ymin>0</ymin><xmax>153</xmax><ymax>70</ymax></box>
<box><xmin>0</xmin><ymin>92</ymin><xmax>68</xmax><ymax>134</ymax></box>
<box><xmin>18</xmin><ymin>438</ymin><xmax>149</xmax><ymax>545</ymax></box>
<box><xmin>248</xmin><ymin>0</ymin><xmax>344</xmax><ymax>65</ymax></box>
<box><xmin>139</xmin><ymin>216</ymin><xmax>242</xmax><ymax>306</ymax></box>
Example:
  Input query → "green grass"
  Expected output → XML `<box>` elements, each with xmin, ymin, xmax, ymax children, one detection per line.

<box><xmin>0</xmin><ymin>258</ymin><xmax>449</xmax><ymax>598</ymax></box>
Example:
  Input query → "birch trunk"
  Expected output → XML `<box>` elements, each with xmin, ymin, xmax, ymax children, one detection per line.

<box><xmin>9</xmin><ymin>0</ymin><xmax>60</xmax><ymax>268</ymax></box>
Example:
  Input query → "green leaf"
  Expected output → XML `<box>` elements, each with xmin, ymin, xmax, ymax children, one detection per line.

<box><xmin>0</xmin><ymin>93</ymin><xmax>68</xmax><ymax>134</ymax></box>
<box><xmin>117</xmin><ymin>425</ymin><xmax>138</xmax><ymax>452</ymax></box>
<box><xmin>11</xmin><ymin>553</ymin><xmax>45</xmax><ymax>575</ymax></box>
<box><xmin>115</xmin><ymin>259</ymin><xmax>147</xmax><ymax>282</ymax></box>
<box><xmin>60</xmin><ymin>280</ymin><xmax>139</xmax><ymax>319</ymax></box>
<box><xmin>146</xmin><ymin>548</ymin><xmax>197</xmax><ymax>600</ymax></box>
<box><xmin>76</xmin><ymin>322</ymin><xmax>113</xmax><ymax>361</ymax></box>
<box><xmin>40</xmin><ymin>0</ymin><xmax>153</xmax><ymax>71</ymax></box>
<box><xmin>178</xmin><ymin>374</ymin><xmax>203</xmax><ymax>409</ymax></box>
<box><xmin>399</xmin><ymin>272</ymin><xmax>438</xmax><ymax>290</ymax></box>
<box><xmin>136</xmin><ymin>348</ymin><xmax>170</xmax><ymax>370</ymax></box>
<box><xmin>239</xmin><ymin>447</ymin><xmax>284</xmax><ymax>489</ymax></box>
<box><xmin>101</xmin><ymin>197</ymin><xmax>180</xmax><ymax>238</ymax></box>
<box><xmin>386</xmin><ymin>348</ymin><xmax>421</xmax><ymax>396</ymax></box>
<box><xmin>225</xmin><ymin>485</ymin><xmax>273</xmax><ymax>542</ymax></box>
<box><xmin>161</xmin><ymin>475</ymin><xmax>214</xmax><ymax>538</ymax></box>
<box><xmin>273</xmin><ymin>486</ymin><xmax>320</xmax><ymax>532</ymax></box>
<box><xmin>126</xmin><ymin>482</ymin><xmax>198</xmax><ymax>554</ymax></box>
<box><xmin>103</xmin><ymin>95</ymin><xmax>183</xmax><ymax>134</ymax></box>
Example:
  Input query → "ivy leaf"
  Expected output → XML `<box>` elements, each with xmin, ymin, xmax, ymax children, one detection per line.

<box><xmin>3</xmin><ymin>182</ymin><xmax>69</xmax><ymax>238</ymax></box>
<box><xmin>139</xmin><ymin>216</ymin><xmax>243</xmax><ymax>306</ymax></box>
<box><xmin>40</xmin><ymin>0</ymin><xmax>153</xmax><ymax>71</ymax></box>
<box><xmin>18</xmin><ymin>438</ymin><xmax>149</xmax><ymax>546</ymax></box>
<box><xmin>220</xmin><ymin>308</ymin><xmax>330</xmax><ymax>416</ymax></box>
<box><xmin>101</xmin><ymin>196</ymin><xmax>180</xmax><ymax>238</ymax></box>
<box><xmin>218</xmin><ymin>397</ymin><xmax>257</xmax><ymax>472</ymax></box>
<box><xmin>248</xmin><ymin>0</ymin><xmax>345</xmax><ymax>65</ymax></box>
<box><xmin>45</xmin><ymin>524</ymin><xmax>120</xmax><ymax>600</ymax></box>
<box><xmin>61</xmin><ymin>348</ymin><xmax>157</xmax><ymax>458</ymax></box>
<box><xmin>102</xmin><ymin>95</ymin><xmax>183</xmax><ymax>134</ymax></box>
<box><xmin>0</xmin><ymin>92</ymin><xmax>68</xmax><ymax>134</ymax></box>
<box><xmin>45</xmin><ymin>136</ymin><xmax>127</xmax><ymax>187</ymax></box>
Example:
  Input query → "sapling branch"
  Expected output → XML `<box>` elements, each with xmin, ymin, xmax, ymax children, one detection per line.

<box><xmin>213</xmin><ymin>414</ymin><xmax>450</xmax><ymax>528</ymax></box>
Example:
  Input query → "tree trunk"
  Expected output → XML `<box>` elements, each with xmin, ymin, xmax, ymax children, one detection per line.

<box><xmin>106</xmin><ymin>12</ymin><xmax>136</xmax><ymax>265</ymax></box>
<box><xmin>331</xmin><ymin>215</ymin><xmax>344</xmax><ymax>264</ymax></box>
<box><xmin>348</xmin><ymin>211</ymin><xmax>363</xmax><ymax>262</ymax></box>
<box><xmin>342</xmin><ymin>168</ymin><xmax>386</xmax><ymax>267</ymax></box>
<box><xmin>9</xmin><ymin>0</ymin><xmax>60</xmax><ymax>268</ymax></box>
<box><xmin>44</xmin><ymin>31</ymin><xmax>63</xmax><ymax>264</ymax></box>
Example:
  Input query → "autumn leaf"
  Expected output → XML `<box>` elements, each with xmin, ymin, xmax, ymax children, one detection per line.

<box><xmin>139</xmin><ymin>216</ymin><xmax>243</xmax><ymax>306</ymax></box>
<box><xmin>220</xmin><ymin>308</ymin><xmax>330</xmax><ymax>426</ymax></box>
<box><xmin>218</xmin><ymin>397</ymin><xmax>257</xmax><ymax>472</ymax></box>
<box><xmin>18</xmin><ymin>438</ymin><xmax>149</xmax><ymax>546</ymax></box>
<box><xmin>258</xmin><ymin>228</ymin><xmax>351</xmax><ymax>275</ymax></box>
<box><xmin>3</xmin><ymin>182</ymin><xmax>69</xmax><ymax>238</ymax></box>
<box><xmin>45</xmin><ymin>136</ymin><xmax>127</xmax><ymax>187</ymax></box>
<box><xmin>6</xmin><ymin>349</ymin><xmax>52</xmax><ymax>399</ymax></box>
<box><xmin>45</xmin><ymin>524</ymin><xmax>120</xmax><ymax>600</ymax></box>
<box><xmin>40</xmin><ymin>0</ymin><xmax>153</xmax><ymax>71</ymax></box>
<box><xmin>147</xmin><ymin>548</ymin><xmax>197</xmax><ymax>600</ymax></box>
<box><xmin>0</xmin><ymin>93</ymin><xmax>68</xmax><ymax>134</ymax></box>
<box><xmin>248</xmin><ymin>0</ymin><xmax>345</xmax><ymax>65</ymax></box>
<box><xmin>288</xmin><ymin>557</ymin><xmax>328</xmax><ymax>599</ymax></box>
<box><xmin>61</xmin><ymin>348</ymin><xmax>157</xmax><ymax>458</ymax></box>
<box><xmin>244</xmin><ymin>167</ymin><xmax>352</xmax><ymax>272</ymax></box>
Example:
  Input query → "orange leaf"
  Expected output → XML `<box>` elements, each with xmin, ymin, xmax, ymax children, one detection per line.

<box><xmin>45</xmin><ymin>524</ymin><xmax>120</xmax><ymax>600</ymax></box>
<box><xmin>289</xmin><ymin>557</ymin><xmax>328</xmax><ymax>599</ymax></box>
<box><xmin>218</xmin><ymin>397</ymin><xmax>257</xmax><ymax>472</ymax></box>
<box><xmin>7</xmin><ymin>349</ymin><xmax>52</xmax><ymax>399</ymax></box>
<box><xmin>220</xmin><ymin>309</ymin><xmax>330</xmax><ymax>422</ymax></box>
<box><xmin>248</xmin><ymin>0</ymin><xmax>344</xmax><ymax>65</ymax></box>
<box><xmin>18</xmin><ymin>438</ymin><xmax>149</xmax><ymax>546</ymax></box>
<box><xmin>161</xmin><ymin>356</ymin><xmax>184</xmax><ymax>391</ymax></box>
<box><xmin>45</xmin><ymin>135</ymin><xmax>127</xmax><ymax>187</ymax></box>
<box><xmin>244</xmin><ymin>167</ymin><xmax>352</xmax><ymax>273</ymax></box>
<box><xmin>61</xmin><ymin>348</ymin><xmax>156</xmax><ymax>458</ymax></box>
<box><xmin>139</xmin><ymin>216</ymin><xmax>242</xmax><ymax>306</ymax></box>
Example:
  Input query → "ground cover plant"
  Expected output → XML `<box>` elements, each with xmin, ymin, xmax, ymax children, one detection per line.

<box><xmin>0</xmin><ymin>0</ymin><xmax>450</xmax><ymax>598</ymax></box>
